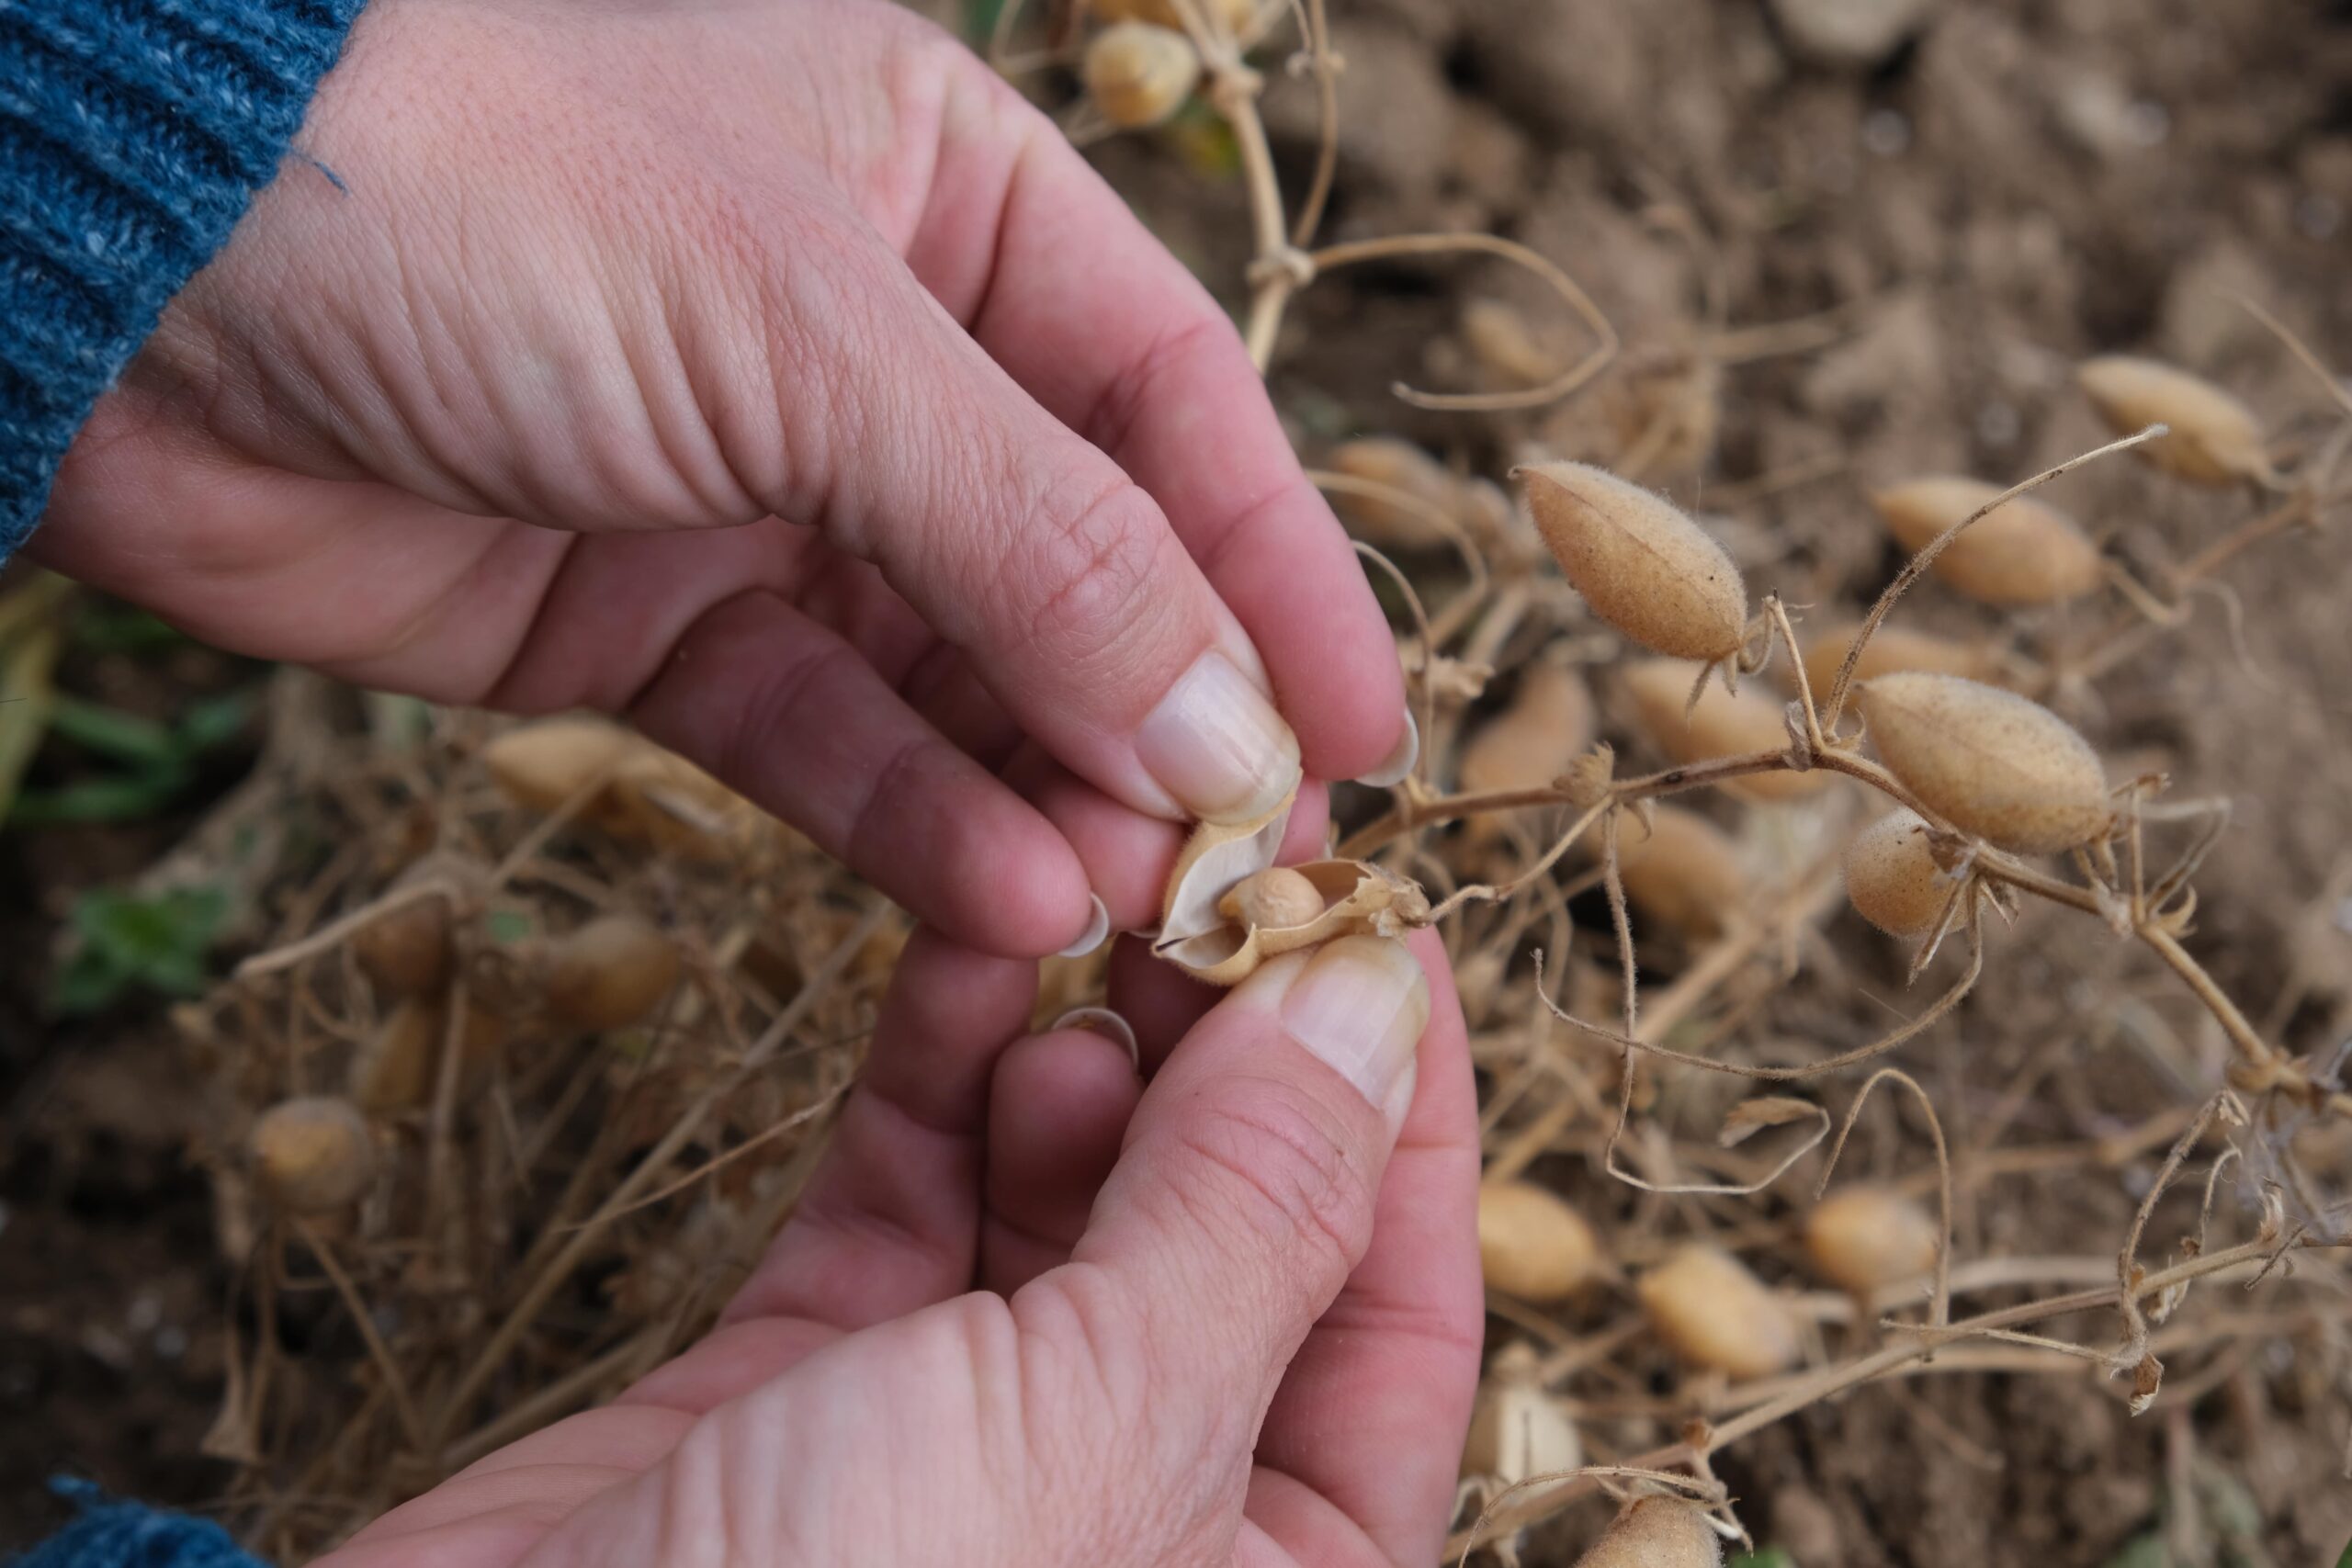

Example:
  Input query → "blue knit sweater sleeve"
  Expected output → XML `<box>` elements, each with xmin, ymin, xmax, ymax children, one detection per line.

<box><xmin>6</xmin><ymin>1483</ymin><xmax>266</xmax><ymax>1568</ymax></box>
<box><xmin>0</xmin><ymin>0</ymin><xmax>365</xmax><ymax>559</ymax></box>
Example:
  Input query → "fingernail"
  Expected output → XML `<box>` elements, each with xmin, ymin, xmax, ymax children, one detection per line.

<box><xmin>1136</xmin><ymin>649</ymin><xmax>1303</xmax><ymax>824</ymax></box>
<box><xmin>1380</xmin><ymin>1055</ymin><xmax>1419</xmax><ymax>1137</ymax></box>
<box><xmin>1355</xmin><ymin>707</ymin><xmax>1419</xmax><ymax>788</ymax></box>
<box><xmin>1276</xmin><ymin>934</ymin><xmax>1429</xmax><ymax>1109</ymax></box>
<box><xmin>1050</xmin><ymin>1006</ymin><xmax>1139</xmax><ymax>1071</ymax></box>
<box><xmin>1057</xmin><ymin>895</ymin><xmax>1111</xmax><ymax>958</ymax></box>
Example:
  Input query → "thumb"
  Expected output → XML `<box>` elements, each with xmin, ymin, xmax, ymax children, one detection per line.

<box><xmin>1068</xmin><ymin>936</ymin><xmax>1430</xmax><ymax>1422</ymax></box>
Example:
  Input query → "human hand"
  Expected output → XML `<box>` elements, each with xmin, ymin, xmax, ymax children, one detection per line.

<box><xmin>33</xmin><ymin>0</ymin><xmax>1409</xmax><ymax>957</ymax></box>
<box><xmin>316</xmin><ymin>892</ymin><xmax>1479</xmax><ymax>1567</ymax></box>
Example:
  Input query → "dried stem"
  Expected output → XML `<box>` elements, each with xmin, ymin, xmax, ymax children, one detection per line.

<box><xmin>292</xmin><ymin>1219</ymin><xmax>428</xmax><ymax>1457</ymax></box>
<box><xmin>234</xmin><ymin>877</ymin><xmax>465</xmax><ymax>982</ymax></box>
<box><xmin>1818</xmin><ymin>1070</ymin><xmax>1955</xmax><ymax>1332</ymax></box>
<box><xmin>1301</xmin><ymin>232</ymin><xmax>1618</xmax><ymax>411</ymax></box>
<box><xmin>1822</xmin><ymin>424</ymin><xmax>2170</xmax><ymax>734</ymax></box>
<box><xmin>1446</xmin><ymin>1235</ymin><xmax>2344</xmax><ymax>1554</ymax></box>
<box><xmin>432</xmin><ymin>900</ymin><xmax>888</xmax><ymax>1439</ymax></box>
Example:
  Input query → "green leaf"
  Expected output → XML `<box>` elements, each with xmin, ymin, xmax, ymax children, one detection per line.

<box><xmin>50</xmin><ymin>886</ymin><xmax>230</xmax><ymax>1015</ymax></box>
<box><xmin>70</xmin><ymin>599</ymin><xmax>187</xmax><ymax>655</ymax></box>
<box><xmin>45</xmin><ymin>695</ymin><xmax>181</xmax><ymax>766</ymax></box>
<box><xmin>2335</xmin><ymin>1538</ymin><xmax>2350</xmax><ymax>1568</ymax></box>
<box><xmin>485</xmin><ymin>909</ymin><xmax>534</xmax><ymax>944</ymax></box>
<box><xmin>50</xmin><ymin>949</ymin><xmax>135</xmax><ymax>1016</ymax></box>
<box><xmin>962</xmin><ymin>0</ymin><xmax>1010</xmax><ymax>46</ymax></box>
<box><xmin>11</xmin><ymin>772</ymin><xmax>193</xmax><ymax>826</ymax></box>
<box><xmin>1727</xmin><ymin>1551</ymin><xmax>1795</xmax><ymax>1568</ymax></box>
<box><xmin>76</xmin><ymin>885</ymin><xmax>226</xmax><ymax>958</ymax></box>
<box><xmin>176</xmin><ymin>689</ymin><xmax>256</xmax><ymax>752</ymax></box>
<box><xmin>0</xmin><ymin>623</ymin><xmax>62</xmax><ymax>825</ymax></box>
<box><xmin>1170</xmin><ymin>102</ymin><xmax>1242</xmax><ymax>179</ymax></box>
<box><xmin>2102</xmin><ymin>1532</ymin><xmax>2170</xmax><ymax>1568</ymax></box>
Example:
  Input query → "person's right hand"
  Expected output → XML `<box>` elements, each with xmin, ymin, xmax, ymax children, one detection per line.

<box><xmin>318</xmin><ymin>919</ymin><xmax>1481</xmax><ymax>1568</ymax></box>
<box><xmin>32</xmin><ymin>0</ymin><xmax>1411</xmax><ymax>957</ymax></box>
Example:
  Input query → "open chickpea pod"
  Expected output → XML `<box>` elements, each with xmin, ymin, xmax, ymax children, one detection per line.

<box><xmin>1151</xmin><ymin>796</ymin><xmax>1432</xmax><ymax>986</ymax></box>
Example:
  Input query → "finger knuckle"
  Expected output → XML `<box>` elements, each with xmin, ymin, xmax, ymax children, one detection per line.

<box><xmin>1002</xmin><ymin>469</ymin><xmax>1180</xmax><ymax>677</ymax></box>
<box><xmin>1083</xmin><ymin>310</ymin><xmax>1226</xmax><ymax>458</ymax></box>
<box><xmin>1168</xmin><ymin>1078</ymin><xmax>1374</xmax><ymax>1280</ymax></box>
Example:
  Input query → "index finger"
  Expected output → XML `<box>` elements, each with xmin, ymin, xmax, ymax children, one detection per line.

<box><xmin>909</xmin><ymin>73</ymin><xmax>1412</xmax><ymax>786</ymax></box>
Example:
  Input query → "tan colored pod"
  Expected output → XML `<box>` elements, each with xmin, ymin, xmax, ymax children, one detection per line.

<box><xmin>1476</xmin><ymin>1179</ymin><xmax>1604</xmax><ymax>1302</ymax></box>
<box><xmin>351</xmin><ymin>891</ymin><xmax>453</xmax><ymax>999</ymax></box>
<box><xmin>1870</xmin><ymin>477</ymin><xmax>2104</xmax><ymax>605</ymax></box>
<box><xmin>349</xmin><ymin>852</ymin><xmax>483</xmax><ymax>998</ymax></box>
<box><xmin>1461</xmin><ymin>296</ymin><xmax>1564</xmax><ymax>390</ymax></box>
<box><xmin>1083</xmin><ymin>22</ymin><xmax>1199</xmax><ymax>129</ymax></box>
<box><xmin>1089</xmin><ymin>0</ymin><xmax>1253</xmax><ymax>34</ymax></box>
<box><xmin>486</xmin><ymin>717</ymin><xmax>767</xmax><ymax>860</ymax></box>
<box><xmin>1160</xmin><ymin>857</ymin><xmax>1430</xmax><ymax>986</ymax></box>
<box><xmin>1460</xmin><ymin>659</ymin><xmax>1597</xmax><ymax>848</ymax></box>
<box><xmin>609</xmin><ymin>747</ymin><xmax>773</xmax><ymax>861</ymax></box>
<box><xmin>1326</xmin><ymin>437</ymin><xmax>1464</xmax><ymax>552</ymax></box>
<box><xmin>1159</xmin><ymin>798</ymin><xmax>1294</xmax><ymax>945</ymax></box>
<box><xmin>1798</xmin><ymin>621</ymin><xmax>1996</xmax><ymax>700</ymax></box>
<box><xmin>1462</xmin><ymin>1344</ymin><xmax>1581</xmax><ymax>1483</ymax></box>
<box><xmin>1613</xmin><ymin>807</ymin><xmax>1748</xmax><ymax>941</ymax></box>
<box><xmin>2077</xmin><ymin>355</ymin><xmax>2270</xmax><ymax>487</ymax></box>
<box><xmin>1159</xmin><ymin>793</ymin><xmax>1430</xmax><ymax>986</ymax></box>
<box><xmin>1857</xmin><ymin>672</ymin><xmax>2110</xmax><ymax>854</ymax></box>
<box><xmin>1621</xmin><ymin>660</ymin><xmax>1827</xmax><ymax>803</ymax></box>
<box><xmin>544</xmin><ymin>914</ymin><xmax>681</xmax><ymax>1032</ymax></box>
<box><xmin>1841</xmin><ymin>808</ymin><xmax>1951</xmax><ymax>936</ymax></box>
<box><xmin>1462</xmin><ymin>659</ymin><xmax>1596</xmax><ymax>793</ymax></box>
<box><xmin>249</xmin><ymin>1097</ymin><xmax>375</xmax><ymax>1213</ymax></box>
<box><xmin>351</xmin><ymin>998</ymin><xmax>512</xmax><ymax>1111</ymax></box>
<box><xmin>1518</xmin><ymin>463</ymin><xmax>1747</xmax><ymax>663</ymax></box>
<box><xmin>1574</xmin><ymin>1496</ymin><xmax>1724</xmax><ymax>1568</ymax></box>
<box><xmin>1805</xmin><ymin>1183</ymin><xmax>1940</xmax><ymax>1295</ymax></box>
<box><xmin>1636</xmin><ymin>1243</ymin><xmax>1801</xmax><ymax>1380</ymax></box>
<box><xmin>484</xmin><ymin>717</ymin><xmax>634</xmax><ymax>814</ymax></box>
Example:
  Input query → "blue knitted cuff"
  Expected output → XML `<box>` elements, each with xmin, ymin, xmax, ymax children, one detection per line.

<box><xmin>0</xmin><ymin>0</ymin><xmax>366</xmax><ymax>558</ymax></box>
<box><xmin>6</xmin><ymin>1481</ymin><xmax>267</xmax><ymax>1568</ymax></box>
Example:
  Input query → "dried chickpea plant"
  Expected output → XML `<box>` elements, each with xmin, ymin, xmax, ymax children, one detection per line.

<box><xmin>130</xmin><ymin>4</ymin><xmax>2352</xmax><ymax>1562</ymax></box>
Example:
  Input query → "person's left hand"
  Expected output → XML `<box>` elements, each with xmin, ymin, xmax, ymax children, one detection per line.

<box><xmin>31</xmin><ymin>0</ymin><xmax>1411</xmax><ymax>962</ymax></box>
<box><xmin>313</xmin><ymin>874</ymin><xmax>1480</xmax><ymax>1567</ymax></box>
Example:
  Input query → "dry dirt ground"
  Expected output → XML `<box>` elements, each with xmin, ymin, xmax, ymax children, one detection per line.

<box><xmin>5</xmin><ymin>1</ymin><xmax>2350</xmax><ymax>1562</ymax></box>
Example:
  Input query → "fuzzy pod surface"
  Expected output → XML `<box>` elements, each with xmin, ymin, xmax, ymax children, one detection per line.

<box><xmin>1841</xmin><ymin>808</ymin><xmax>1951</xmax><ymax>936</ymax></box>
<box><xmin>250</xmin><ymin>1097</ymin><xmax>375</xmax><ymax>1213</ymax></box>
<box><xmin>545</xmin><ymin>915</ymin><xmax>682</xmax><ymax>1032</ymax></box>
<box><xmin>1520</xmin><ymin>463</ymin><xmax>1747</xmax><ymax>663</ymax></box>
<box><xmin>1636</xmin><ymin>1243</ymin><xmax>1800</xmax><ymax>1380</ymax></box>
<box><xmin>1613</xmin><ymin>806</ymin><xmax>1749</xmax><ymax>940</ymax></box>
<box><xmin>1327</xmin><ymin>437</ymin><xmax>1467</xmax><ymax>552</ymax></box>
<box><xmin>1798</xmin><ymin>621</ymin><xmax>1996</xmax><ymax>701</ymax></box>
<box><xmin>1857</xmin><ymin>673</ymin><xmax>2109</xmax><ymax>854</ymax></box>
<box><xmin>1572</xmin><ymin>1496</ymin><xmax>1724</xmax><ymax>1568</ymax></box>
<box><xmin>1621</xmin><ymin>660</ymin><xmax>1827</xmax><ymax>803</ymax></box>
<box><xmin>1805</xmin><ymin>1183</ymin><xmax>1940</xmax><ymax>1294</ymax></box>
<box><xmin>1871</xmin><ymin>477</ymin><xmax>2105</xmax><ymax>605</ymax></box>
<box><xmin>1476</xmin><ymin>1179</ymin><xmax>1604</xmax><ymax>1302</ymax></box>
<box><xmin>2078</xmin><ymin>355</ymin><xmax>2269</xmax><ymax>487</ymax></box>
